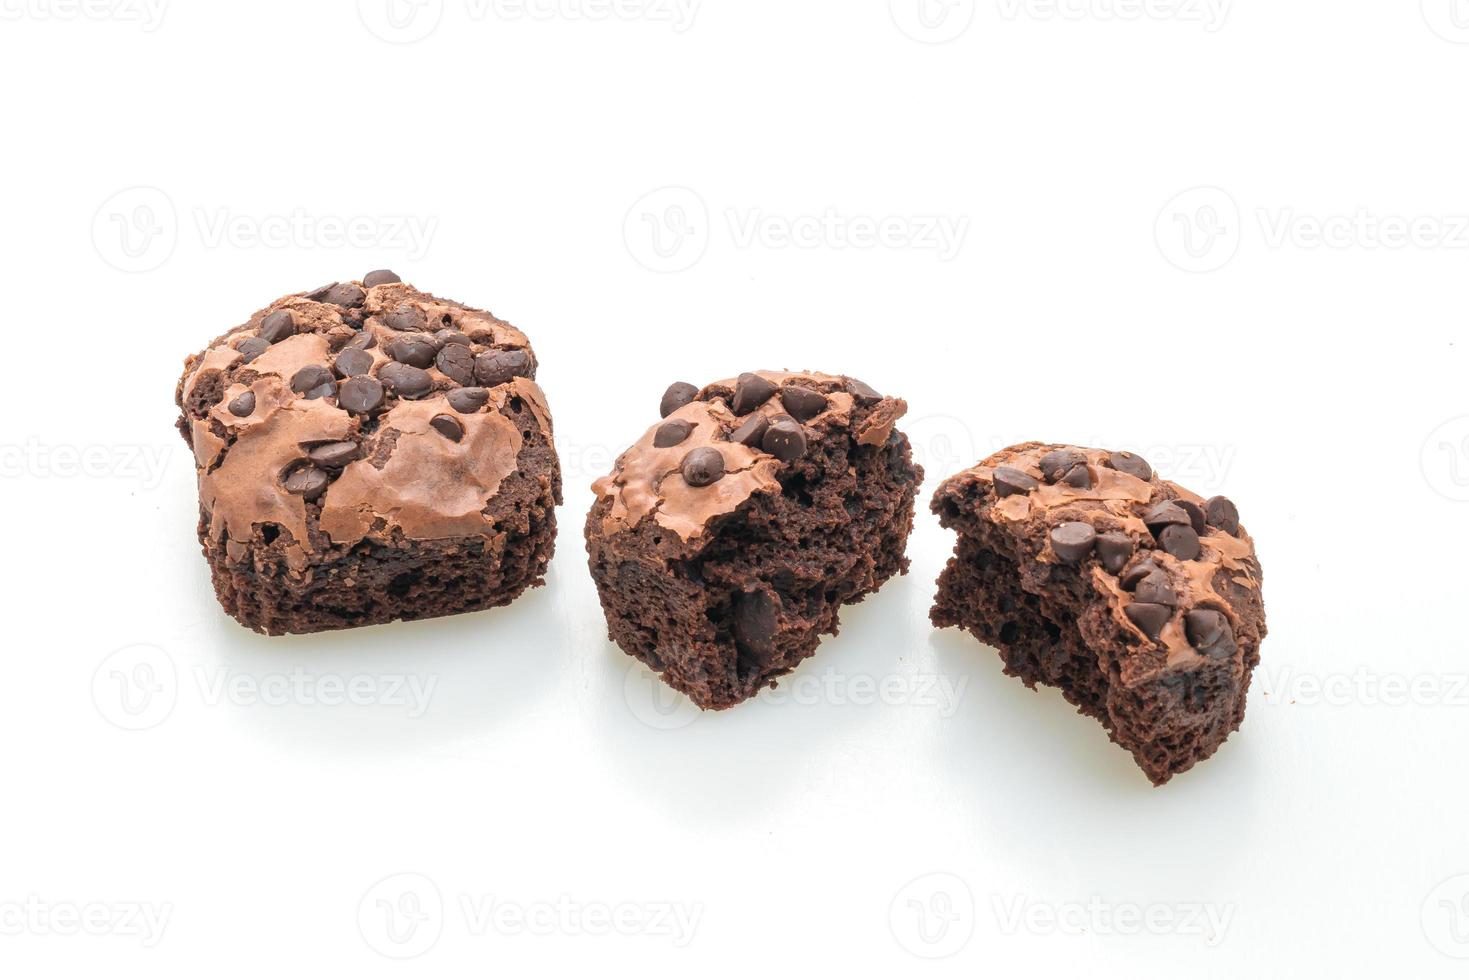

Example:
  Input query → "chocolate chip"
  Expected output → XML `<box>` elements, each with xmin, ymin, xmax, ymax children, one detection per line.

<box><xmin>1120</xmin><ymin>560</ymin><xmax>1160</xmax><ymax>591</ymax></box>
<box><xmin>1205</xmin><ymin>496</ymin><xmax>1240</xmax><ymax>535</ymax></box>
<box><xmin>1158</xmin><ymin>524</ymin><xmax>1202</xmax><ymax>561</ymax></box>
<box><xmin>654</xmin><ymin>420</ymin><xmax>695</xmax><ymax>448</ymax></box>
<box><xmin>1185</xmin><ymin>609</ymin><xmax>1236</xmax><ymax>659</ymax></box>
<box><xmin>290</xmin><ymin>365</ymin><xmax>335</xmax><ymax>396</ymax></box>
<box><xmin>681</xmin><ymin>446</ymin><xmax>725</xmax><ymax>487</ymax></box>
<box><xmin>324</xmin><ymin>283</ymin><xmax>366</xmax><ymax>307</ymax></box>
<box><xmin>730</xmin><ymin>415</ymin><xmax>769</xmax><ymax>448</ymax></box>
<box><xmin>303</xmin><ymin>283</ymin><xmax>336</xmax><ymax>302</ymax></box>
<box><xmin>780</xmin><ymin>385</ymin><xmax>828</xmax><ymax>422</ymax></box>
<box><xmin>383</xmin><ymin>305</ymin><xmax>426</xmax><ymax>332</ymax></box>
<box><xmin>1096</xmin><ymin>531</ymin><xmax>1134</xmax><ymax>574</ymax></box>
<box><xmin>308</xmin><ymin>441</ymin><xmax>359</xmax><ymax>468</ymax></box>
<box><xmin>732</xmin><ymin>373</ymin><xmax>778</xmax><ymax>415</ymax></box>
<box><xmin>1039</xmin><ymin>448</ymin><xmax>1087</xmax><ymax>483</ymax></box>
<box><xmin>1143</xmin><ymin>501</ymin><xmax>1192</xmax><ymax>533</ymax></box>
<box><xmin>1176</xmin><ymin>499</ymin><xmax>1207</xmax><ymax>535</ymax></box>
<box><xmin>258</xmin><ymin>310</ymin><xmax>295</xmax><ymax>344</ymax></box>
<box><xmin>993</xmin><ymin>466</ymin><xmax>1039</xmax><ymax>498</ymax></box>
<box><xmin>1125</xmin><ymin>602</ymin><xmax>1172</xmax><ymax>640</ymax></box>
<box><xmin>362</xmin><ymin>269</ymin><xmax>401</xmax><ymax>288</ymax></box>
<box><xmin>378</xmin><ymin>361</ymin><xmax>433</xmax><ymax>399</ymax></box>
<box><xmin>761</xmin><ymin>416</ymin><xmax>807</xmax><ymax>462</ymax></box>
<box><xmin>430</xmin><ymin>415</ymin><xmax>464</xmax><ymax>442</ymax></box>
<box><xmin>733</xmin><ymin>591</ymin><xmax>779</xmax><ymax>669</ymax></box>
<box><xmin>1134</xmin><ymin>569</ymin><xmax>1179</xmax><ymax>607</ymax></box>
<box><xmin>227</xmin><ymin>391</ymin><xmax>256</xmax><ymax>417</ymax></box>
<box><xmin>474</xmin><ymin>349</ymin><xmax>531</xmax><ymax>387</ymax></box>
<box><xmin>237</xmin><ymin>337</ymin><xmax>270</xmax><ymax>364</ymax></box>
<box><xmin>345</xmin><ymin>330</ymin><xmax>377</xmax><ymax>351</ymax></box>
<box><xmin>333</xmin><ymin>347</ymin><xmax>375</xmax><ymax>378</ymax></box>
<box><xmin>1050</xmin><ymin>522</ymin><xmax>1096</xmax><ymax>563</ymax></box>
<box><xmin>337</xmin><ymin>377</ymin><xmax>384</xmax><ymax>414</ymax></box>
<box><xmin>384</xmin><ymin>335</ymin><xmax>436</xmax><ymax>369</ymax></box>
<box><xmin>432</xmin><ymin>345</ymin><xmax>474</xmax><ymax>385</ymax></box>
<box><xmin>282</xmin><ymin>465</ymin><xmax>329</xmax><ymax>501</ymax></box>
<box><xmin>1059</xmin><ymin>463</ymin><xmax>1093</xmax><ymax>489</ymax></box>
<box><xmin>446</xmin><ymin>387</ymin><xmax>490</xmax><ymax>413</ymax></box>
<box><xmin>434</xmin><ymin>328</ymin><xmax>471</xmax><ymax>348</ymax></box>
<box><xmin>660</xmin><ymin>382</ymin><xmax>699</xmax><ymax>418</ymax></box>
<box><xmin>1105</xmin><ymin>451</ymin><xmax>1152</xmax><ymax>482</ymax></box>
<box><xmin>845</xmin><ymin>378</ymin><xmax>882</xmax><ymax>404</ymax></box>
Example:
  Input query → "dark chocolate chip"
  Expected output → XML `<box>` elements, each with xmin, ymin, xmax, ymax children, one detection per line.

<box><xmin>780</xmin><ymin>385</ymin><xmax>828</xmax><ymax>423</ymax></box>
<box><xmin>386</xmin><ymin>336</ymin><xmax>437</xmax><ymax>369</ymax></box>
<box><xmin>1059</xmin><ymin>463</ymin><xmax>1093</xmax><ymax>489</ymax></box>
<box><xmin>345</xmin><ymin>330</ymin><xmax>376</xmax><ymax>351</ymax></box>
<box><xmin>730</xmin><ymin>415</ymin><xmax>770</xmax><ymax>448</ymax></box>
<box><xmin>845</xmin><ymin>378</ymin><xmax>882</xmax><ymax>404</ymax></box>
<box><xmin>660</xmin><ymin>382</ymin><xmax>699</xmax><ymax>418</ymax></box>
<box><xmin>303</xmin><ymin>283</ymin><xmax>336</xmax><ymax>302</ymax></box>
<box><xmin>290</xmin><ymin>365</ymin><xmax>335</xmax><ymax>395</ymax></box>
<box><xmin>1134</xmin><ymin>569</ymin><xmax>1179</xmax><ymax>607</ymax></box>
<box><xmin>308</xmin><ymin>441</ymin><xmax>359</xmax><ymax>468</ymax></box>
<box><xmin>378</xmin><ymin>362</ymin><xmax>433</xmax><ymax>399</ymax></box>
<box><xmin>1176</xmin><ymin>499</ymin><xmax>1207</xmax><ymax>535</ymax></box>
<box><xmin>237</xmin><ymin>337</ymin><xmax>270</xmax><ymax>363</ymax></box>
<box><xmin>1039</xmin><ymin>448</ymin><xmax>1086</xmax><ymax>483</ymax></box>
<box><xmin>733</xmin><ymin>591</ymin><xmax>779</xmax><ymax>668</ymax></box>
<box><xmin>430</xmin><ymin>415</ymin><xmax>464</xmax><ymax>442</ymax></box>
<box><xmin>337</xmin><ymin>377</ymin><xmax>384</xmax><ymax>414</ymax></box>
<box><xmin>362</xmin><ymin>269</ymin><xmax>401</xmax><ymax>288</ymax></box>
<box><xmin>1105</xmin><ymin>451</ymin><xmax>1153</xmax><ymax>482</ymax></box>
<box><xmin>473</xmin><ymin>350</ymin><xmax>531</xmax><ymax>387</ymax></box>
<box><xmin>1050</xmin><ymin>522</ymin><xmax>1097</xmax><ymax>563</ymax></box>
<box><xmin>227</xmin><ymin>391</ymin><xmax>256</xmax><ymax>417</ymax></box>
<box><xmin>446</xmin><ymin>387</ymin><xmax>490</xmax><ymax>413</ymax></box>
<box><xmin>1205</xmin><ymin>496</ymin><xmax>1240</xmax><ymax>536</ymax></box>
<box><xmin>434</xmin><ymin>328</ymin><xmax>471</xmax><ymax>348</ymax></box>
<box><xmin>324</xmin><ymin>283</ymin><xmax>366</xmax><ymax>307</ymax></box>
<box><xmin>1125</xmin><ymin>602</ymin><xmax>1172</xmax><ymax>640</ymax></box>
<box><xmin>1096</xmin><ymin>531</ymin><xmax>1134</xmax><ymax>575</ymax></box>
<box><xmin>333</xmin><ymin>347</ymin><xmax>375</xmax><ymax>378</ymax></box>
<box><xmin>258</xmin><ymin>310</ymin><xmax>295</xmax><ymax>344</ymax></box>
<box><xmin>1143</xmin><ymin>501</ymin><xmax>1192</xmax><ymax>533</ymax></box>
<box><xmin>1120</xmin><ymin>560</ymin><xmax>1161</xmax><ymax>591</ymax></box>
<box><xmin>993</xmin><ymin>466</ymin><xmax>1039</xmax><ymax>498</ymax></box>
<box><xmin>681</xmin><ymin>446</ymin><xmax>726</xmax><ymax>487</ymax></box>
<box><xmin>383</xmin><ymin>306</ymin><xmax>426</xmax><ymax>332</ymax></box>
<box><xmin>654</xmin><ymin>420</ymin><xmax>695</xmax><ymax>448</ymax></box>
<box><xmin>1159</xmin><ymin>524</ymin><xmax>1202</xmax><ymax>561</ymax></box>
<box><xmin>282</xmin><ymin>465</ymin><xmax>329</xmax><ymax>501</ymax></box>
<box><xmin>305</xmin><ymin>381</ymin><xmax>337</xmax><ymax>400</ymax></box>
<box><xmin>435</xmin><ymin>344</ymin><xmax>476</xmax><ymax>385</ymax></box>
<box><xmin>761</xmin><ymin>416</ymin><xmax>807</xmax><ymax>462</ymax></box>
<box><xmin>1185</xmin><ymin>609</ymin><xmax>1237</xmax><ymax>659</ymax></box>
<box><xmin>732</xmin><ymin>373</ymin><xmax>778</xmax><ymax>415</ymax></box>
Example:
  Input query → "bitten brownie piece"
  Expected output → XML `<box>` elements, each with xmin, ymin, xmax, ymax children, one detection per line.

<box><xmin>174</xmin><ymin>271</ymin><xmax>561</xmax><ymax>635</ymax></box>
<box><xmin>586</xmin><ymin>372</ymin><xmax>923</xmax><ymax>709</ymax></box>
<box><xmin>931</xmin><ymin>443</ymin><xmax>1265</xmax><ymax>785</ymax></box>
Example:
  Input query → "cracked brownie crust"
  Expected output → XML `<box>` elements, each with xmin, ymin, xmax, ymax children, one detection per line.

<box><xmin>174</xmin><ymin>271</ymin><xmax>561</xmax><ymax>635</ymax></box>
<box><xmin>586</xmin><ymin>371</ymin><xmax>922</xmax><ymax>709</ymax></box>
<box><xmin>931</xmin><ymin>443</ymin><xmax>1265</xmax><ymax>785</ymax></box>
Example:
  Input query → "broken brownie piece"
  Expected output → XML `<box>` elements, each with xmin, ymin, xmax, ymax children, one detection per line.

<box><xmin>586</xmin><ymin>371</ymin><xmax>923</xmax><ymax>709</ymax></box>
<box><xmin>930</xmin><ymin>443</ymin><xmax>1265</xmax><ymax>785</ymax></box>
<box><xmin>174</xmin><ymin>271</ymin><xmax>561</xmax><ymax>635</ymax></box>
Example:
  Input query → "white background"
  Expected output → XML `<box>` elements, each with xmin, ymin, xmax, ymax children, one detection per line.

<box><xmin>3</xmin><ymin>1</ymin><xmax>1468</xmax><ymax>976</ymax></box>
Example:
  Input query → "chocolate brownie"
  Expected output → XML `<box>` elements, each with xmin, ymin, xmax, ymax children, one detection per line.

<box><xmin>930</xmin><ymin>443</ymin><xmax>1265</xmax><ymax>785</ymax></box>
<box><xmin>174</xmin><ymin>271</ymin><xmax>561</xmax><ymax>635</ymax></box>
<box><xmin>586</xmin><ymin>372</ymin><xmax>923</xmax><ymax>709</ymax></box>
